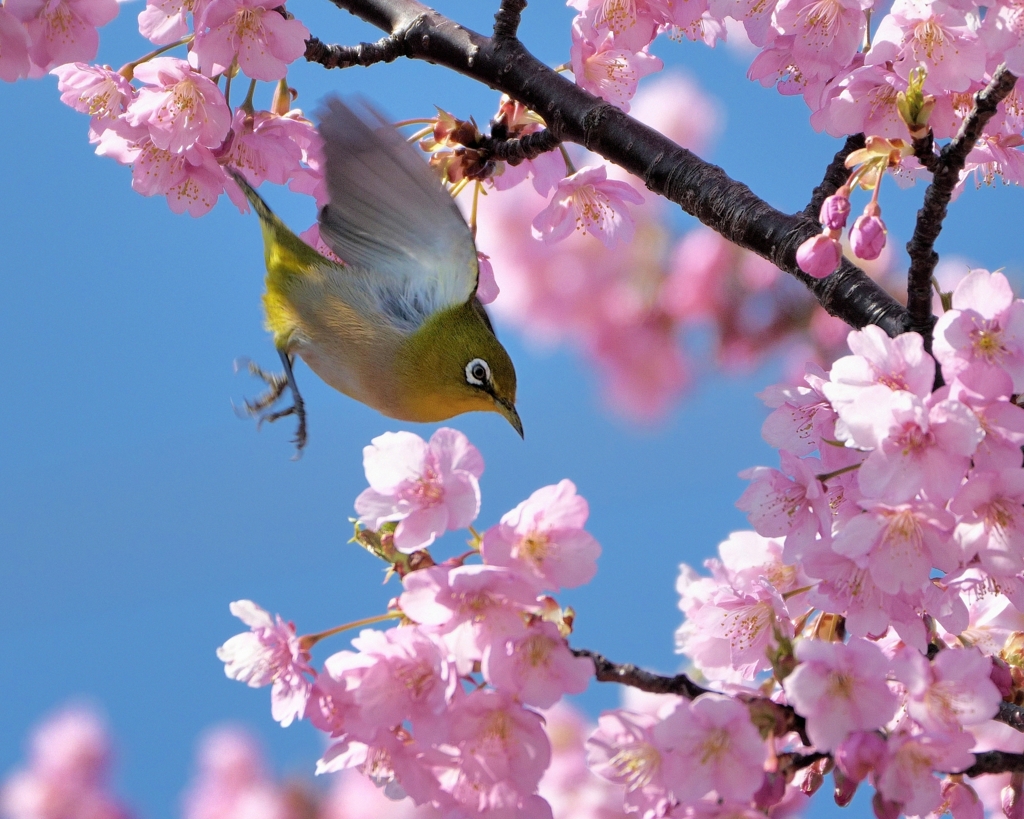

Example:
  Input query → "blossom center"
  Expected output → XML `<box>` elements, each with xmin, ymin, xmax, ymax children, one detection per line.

<box><xmin>609</xmin><ymin>744</ymin><xmax>660</xmax><ymax>790</ymax></box>
<box><xmin>826</xmin><ymin>668</ymin><xmax>855</xmax><ymax>699</ymax></box>
<box><xmin>597</xmin><ymin>0</ymin><xmax>637</xmax><ymax>33</ymax></box>
<box><xmin>802</xmin><ymin>0</ymin><xmax>840</xmax><ymax>36</ymax></box>
<box><xmin>911</xmin><ymin>19</ymin><xmax>948</xmax><ymax>62</ymax></box>
<box><xmin>698</xmin><ymin>727</ymin><xmax>731</xmax><ymax>764</ymax></box>
<box><xmin>518</xmin><ymin>531</ymin><xmax>550</xmax><ymax>564</ymax></box>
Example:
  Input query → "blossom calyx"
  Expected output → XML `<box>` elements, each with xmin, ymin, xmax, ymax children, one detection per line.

<box><xmin>896</xmin><ymin>67</ymin><xmax>935</xmax><ymax>140</ymax></box>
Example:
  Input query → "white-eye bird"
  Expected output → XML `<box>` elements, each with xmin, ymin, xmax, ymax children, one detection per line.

<box><xmin>231</xmin><ymin>98</ymin><xmax>522</xmax><ymax>452</ymax></box>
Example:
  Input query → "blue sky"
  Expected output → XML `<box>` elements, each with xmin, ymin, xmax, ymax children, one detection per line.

<box><xmin>1</xmin><ymin>1</ymin><xmax>1021</xmax><ymax>817</ymax></box>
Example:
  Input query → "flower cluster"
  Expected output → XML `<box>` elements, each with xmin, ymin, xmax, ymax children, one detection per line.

<box><xmin>588</xmin><ymin>267</ymin><xmax>1024</xmax><ymax>819</ymax></box>
<box><xmin>38</xmin><ymin>0</ymin><xmax>314</xmax><ymax>217</ymax></box>
<box><xmin>216</xmin><ymin>428</ymin><xmax>603</xmax><ymax>818</ymax></box>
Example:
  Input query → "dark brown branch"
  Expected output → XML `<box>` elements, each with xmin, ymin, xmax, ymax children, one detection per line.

<box><xmin>479</xmin><ymin>128</ymin><xmax>560</xmax><ymax>165</ymax></box>
<box><xmin>964</xmin><ymin>751</ymin><xmax>1024</xmax><ymax>777</ymax></box>
<box><xmin>997</xmin><ymin>701</ymin><xmax>1024</xmax><ymax>732</ymax></box>
<box><xmin>573</xmin><ymin>648</ymin><xmax>713</xmax><ymax>699</ymax></box>
<box><xmin>304</xmin><ymin>33</ymin><xmax>405</xmax><ymax>68</ymax></box>
<box><xmin>309</xmin><ymin>0</ymin><xmax>910</xmax><ymax>337</ymax></box>
<box><xmin>912</xmin><ymin>131</ymin><xmax>939</xmax><ymax>174</ymax></box>
<box><xmin>804</xmin><ymin>133</ymin><xmax>864</xmax><ymax>221</ymax></box>
<box><xmin>493</xmin><ymin>0</ymin><xmax>525</xmax><ymax>40</ymax></box>
<box><xmin>904</xmin><ymin>66</ymin><xmax>1018</xmax><ymax>346</ymax></box>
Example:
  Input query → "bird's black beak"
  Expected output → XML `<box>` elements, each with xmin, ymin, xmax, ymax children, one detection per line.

<box><xmin>494</xmin><ymin>397</ymin><xmax>524</xmax><ymax>438</ymax></box>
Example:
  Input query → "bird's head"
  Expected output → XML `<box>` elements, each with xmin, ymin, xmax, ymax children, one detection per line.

<box><xmin>395</xmin><ymin>299</ymin><xmax>522</xmax><ymax>436</ymax></box>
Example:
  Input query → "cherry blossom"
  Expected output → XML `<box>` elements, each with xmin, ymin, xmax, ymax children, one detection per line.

<box><xmin>51</xmin><ymin>62</ymin><xmax>133</xmax><ymax>119</ymax></box>
<box><xmin>481</xmin><ymin>479</ymin><xmax>601</xmax><ymax>592</ymax></box>
<box><xmin>216</xmin><ymin>599</ymin><xmax>315</xmax><ymax>727</ymax></box>
<box><xmin>137</xmin><ymin>0</ymin><xmax>198</xmax><ymax>44</ymax></box>
<box><xmin>654</xmin><ymin>693</ymin><xmax>768</xmax><ymax>803</ymax></box>
<box><xmin>355</xmin><ymin>428</ymin><xmax>484</xmax><ymax>554</ymax></box>
<box><xmin>192</xmin><ymin>0</ymin><xmax>309</xmax><ymax>81</ymax></box>
<box><xmin>570</xmin><ymin>15</ymin><xmax>662</xmax><ymax>112</ymax></box>
<box><xmin>532</xmin><ymin>165</ymin><xmax>645</xmax><ymax>248</ymax></box>
<box><xmin>6</xmin><ymin>0</ymin><xmax>117</xmax><ymax>75</ymax></box>
<box><xmin>483</xmin><ymin>621</ymin><xmax>594</xmax><ymax>708</ymax></box>
<box><xmin>782</xmin><ymin>637</ymin><xmax>899</xmax><ymax>751</ymax></box>
<box><xmin>587</xmin><ymin>710</ymin><xmax>673</xmax><ymax>818</ymax></box>
<box><xmin>0</xmin><ymin>8</ymin><xmax>31</xmax><ymax>81</ymax></box>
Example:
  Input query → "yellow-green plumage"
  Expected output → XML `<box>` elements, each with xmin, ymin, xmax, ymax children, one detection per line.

<box><xmin>231</xmin><ymin>98</ymin><xmax>521</xmax><ymax>444</ymax></box>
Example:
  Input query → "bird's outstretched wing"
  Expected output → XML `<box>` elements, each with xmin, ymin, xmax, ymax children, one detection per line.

<box><xmin>316</xmin><ymin>98</ymin><xmax>479</xmax><ymax>332</ymax></box>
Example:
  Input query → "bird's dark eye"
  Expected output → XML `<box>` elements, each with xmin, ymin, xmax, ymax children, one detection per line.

<box><xmin>465</xmin><ymin>358</ymin><xmax>491</xmax><ymax>387</ymax></box>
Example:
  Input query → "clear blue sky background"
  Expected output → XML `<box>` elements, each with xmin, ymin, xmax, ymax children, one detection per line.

<box><xmin>1</xmin><ymin>1</ymin><xmax>1021</xmax><ymax>817</ymax></box>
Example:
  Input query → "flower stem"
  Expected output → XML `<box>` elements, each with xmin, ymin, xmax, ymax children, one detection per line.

<box><xmin>120</xmin><ymin>35</ymin><xmax>194</xmax><ymax>79</ymax></box>
<box><xmin>298</xmin><ymin>611</ymin><xmax>400</xmax><ymax>649</ymax></box>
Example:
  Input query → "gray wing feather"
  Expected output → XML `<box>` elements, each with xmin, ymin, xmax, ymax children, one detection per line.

<box><xmin>315</xmin><ymin>98</ymin><xmax>479</xmax><ymax>330</ymax></box>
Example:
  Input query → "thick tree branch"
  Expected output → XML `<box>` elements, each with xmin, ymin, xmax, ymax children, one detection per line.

<box><xmin>308</xmin><ymin>0</ymin><xmax>910</xmax><ymax>337</ymax></box>
<box><xmin>904</xmin><ymin>66</ymin><xmax>1018</xmax><ymax>346</ymax></box>
<box><xmin>804</xmin><ymin>133</ymin><xmax>864</xmax><ymax>221</ymax></box>
<box><xmin>997</xmin><ymin>701</ymin><xmax>1024</xmax><ymax>732</ymax></box>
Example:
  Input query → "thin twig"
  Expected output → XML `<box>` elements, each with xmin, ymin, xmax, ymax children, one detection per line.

<box><xmin>572</xmin><ymin>648</ymin><xmax>713</xmax><ymax>699</ymax></box>
<box><xmin>964</xmin><ymin>750</ymin><xmax>1024</xmax><ymax>777</ymax></box>
<box><xmin>804</xmin><ymin>133</ymin><xmax>864</xmax><ymax>221</ymax></box>
<box><xmin>479</xmin><ymin>128</ymin><xmax>560</xmax><ymax>165</ymax></box>
<box><xmin>912</xmin><ymin>131</ymin><xmax>939</xmax><ymax>173</ymax></box>
<box><xmin>304</xmin><ymin>33</ymin><xmax>405</xmax><ymax>69</ymax></box>
<box><xmin>904</xmin><ymin>66</ymin><xmax>1018</xmax><ymax>346</ymax></box>
<box><xmin>308</xmin><ymin>0</ymin><xmax>910</xmax><ymax>337</ymax></box>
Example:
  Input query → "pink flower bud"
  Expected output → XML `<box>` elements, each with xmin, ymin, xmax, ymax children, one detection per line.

<box><xmin>753</xmin><ymin>771</ymin><xmax>787</xmax><ymax>811</ymax></box>
<box><xmin>834</xmin><ymin>768</ymin><xmax>859</xmax><ymax>807</ymax></box>
<box><xmin>991</xmin><ymin>657</ymin><xmax>1014</xmax><ymax>698</ymax></box>
<box><xmin>796</xmin><ymin>233</ymin><xmax>842</xmax><ymax>279</ymax></box>
<box><xmin>1005</xmin><ymin>780</ymin><xmax>1024</xmax><ymax>819</ymax></box>
<box><xmin>850</xmin><ymin>203</ymin><xmax>887</xmax><ymax>261</ymax></box>
<box><xmin>835</xmin><ymin>731</ymin><xmax>887</xmax><ymax>782</ymax></box>
<box><xmin>819</xmin><ymin>189</ymin><xmax>851</xmax><ymax>230</ymax></box>
<box><xmin>873</xmin><ymin>792</ymin><xmax>902</xmax><ymax>819</ymax></box>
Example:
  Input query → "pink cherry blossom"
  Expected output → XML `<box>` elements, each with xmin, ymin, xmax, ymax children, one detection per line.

<box><xmin>933</xmin><ymin>269</ymin><xmax>1024</xmax><ymax>392</ymax></box>
<box><xmin>223</xmin><ymin>108</ymin><xmax>314</xmax><ymax>186</ymax></box>
<box><xmin>824</xmin><ymin>325</ymin><xmax>936</xmax><ymax>405</ymax></box>
<box><xmin>950</xmin><ymin>469</ymin><xmax>1024</xmax><ymax>577</ymax></box>
<box><xmin>771</xmin><ymin>0</ymin><xmax>870</xmax><ymax>81</ymax></box>
<box><xmin>795</xmin><ymin>233</ymin><xmax>841</xmax><ymax>278</ymax></box>
<box><xmin>947</xmin><ymin>368</ymin><xmax>1024</xmax><ymax>470</ymax></box>
<box><xmin>569</xmin><ymin>0</ymin><xmax>663</xmax><ymax>50</ymax></box>
<box><xmin>354</xmin><ymin>428</ymin><xmax>484</xmax><ymax>553</ymax></box>
<box><xmin>896</xmin><ymin>646</ymin><xmax>1001</xmax><ymax>734</ymax></box>
<box><xmin>570</xmin><ymin>15</ymin><xmax>662</xmax><ymax>112</ymax></box>
<box><xmin>137</xmin><ymin>0</ymin><xmax>198</xmax><ymax>44</ymax></box>
<box><xmin>629</xmin><ymin>70</ymin><xmax>721</xmax><ymax>155</ymax></box>
<box><xmin>51</xmin><ymin>62</ymin><xmax>133</xmax><ymax>119</ymax></box>
<box><xmin>736</xmin><ymin>451</ymin><xmax>831</xmax><ymax>558</ymax></box>
<box><xmin>831</xmin><ymin>500</ymin><xmax>958</xmax><ymax>594</ymax></box>
<box><xmin>782</xmin><ymin>637</ymin><xmax>899</xmax><ymax>751</ymax></box>
<box><xmin>874</xmin><ymin>729</ymin><xmax>977</xmax><ymax>816</ymax></box>
<box><xmin>399</xmin><ymin>564</ymin><xmax>538</xmax><ymax>674</ymax></box>
<box><xmin>0</xmin><ymin>8</ymin><xmax>31</xmax><ymax>81</ymax></box>
<box><xmin>432</xmin><ymin>689</ymin><xmax>552</xmax><ymax>815</ymax></box>
<box><xmin>481</xmin><ymin>479</ymin><xmax>601</xmax><ymax>592</ymax></box>
<box><xmin>832</xmin><ymin>386</ymin><xmax>982</xmax><ymax>503</ymax></box>
<box><xmin>483</xmin><ymin>620</ymin><xmax>593</xmax><ymax>708</ymax></box>
<box><xmin>216</xmin><ymin>599</ymin><xmax>315</xmax><ymax>727</ymax></box>
<box><xmin>812</xmin><ymin>63</ymin><xmax>910</xmax><ymax>140</ymax></box>
<box><xmin>835</xmin><ymin>729</ymin><xmax>887</xmax><ymax>781</ymax></box>
<box><xmin>866</xmin><ymin>0</ymin><xmax>986</xmax><ymax>94</ymax></box>
<box><xmin>193</xmin><ymin>0</ymin><xmax>309</xmax><ymax>81</ymax></box>
<box><xmin>654</xmin><ymin>693</ymin><xmax>768</xmax><ymax>803</ymax></box>
<box><xmin>587</xmin><ymin>710</ymin><xmax>673</xmax><ymax>818</ymax></box>
<box><xmin>758</xmin><ymin>367</ymin><xmax>837</xmax><ymax>456</ymax></box>
<box><xmin>124</xmin><ymin>57</ymin><xmax>231</xmax><ymax>154</ymax></box>
<box><xmin>6</xmin><ymin>0</ymin><xmax>117</xmax><ymax>75</ymax></box>
<box><xmin>532</xmin><ymin>165</ymin><xmax>645</xmax><ymax>248</ymax></box>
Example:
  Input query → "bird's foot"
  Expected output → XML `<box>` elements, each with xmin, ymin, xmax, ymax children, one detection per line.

<box><xmin>239</xmin><ymin>354</ymin><xmax>308</xmax><ymax>456</ymax></box>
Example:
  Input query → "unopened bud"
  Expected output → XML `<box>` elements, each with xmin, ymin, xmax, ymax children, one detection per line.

<box><xmin>850</xmin><ymin>202</ymin><xmax>887</xmax><ymax>261</ymax></box>
<box><xmin>897</xmin><ymin>66</ymin><xmax>935</xmax><ymax>140</ymax></box>
<box><xmin>797</xmin><ymin>233</ymin><xmax>842</xmax><ymax>278</ymax></box>
<box><xmin>819</xmin><ymin>187</ymin><xmax>851</xmax><ymax>230</ymax></box>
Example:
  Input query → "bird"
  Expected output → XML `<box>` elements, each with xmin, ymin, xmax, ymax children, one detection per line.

<box><xmin>230</xmin><ymin>97</ymin><xmax>522</xmax><ymax>453</ymax></box>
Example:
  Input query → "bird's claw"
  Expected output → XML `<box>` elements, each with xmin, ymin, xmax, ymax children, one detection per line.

<box><xmin>239</xmin><ymin>355</ymin><xmax>308</xmax><ymax>456</ymax></box>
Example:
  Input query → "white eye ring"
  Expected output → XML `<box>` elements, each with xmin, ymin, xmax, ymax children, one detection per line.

<box><xmin>465</xmin><ymin>358</ymin><xmax>491</xmax><ymax>387</ymax></box>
